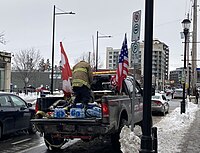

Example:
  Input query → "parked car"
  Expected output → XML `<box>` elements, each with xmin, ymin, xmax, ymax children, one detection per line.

<box><xmin>0</xmin><ymin>92</ymin><xmax>37</xmax><ymax>139</ymax></box>
<box><xmin>151</xmin><ymin>93</ymin><xmax>169</xmax><ymax>116</ymax></box>
<box><xmin>173</xmin><ymin>88</ymin><xmax>186</xmax><ymax>99</ymax></box>
<box><xmin>24</xmin><ymin>85</ymin><xmax>36</xmax><ymax>93</ymax></box>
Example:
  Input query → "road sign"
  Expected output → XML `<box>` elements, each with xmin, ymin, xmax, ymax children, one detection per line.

<box><xmin>196</xmin><ymin>68</ymin><xmax>200</xmax><ymax>71</ymax></box>
<box><xmin>131</xmin><ymin>10</ymin><xmax>141</xmax><ymax>41</ymax></box>
<box><xmin>131</xmin><ymin>41</ymin><xmax>140</xmax><ymax>54</ymax></box>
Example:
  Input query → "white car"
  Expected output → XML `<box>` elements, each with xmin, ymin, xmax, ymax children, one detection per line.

<box><xmin>151</xmin><ymin>93</ymin><xmax>170</xmax><ymax>116</ymax></box>
<box><xmin>173</xmin><ymin>88</ymin><xmax>186</xmax><ymax>99</ymax></box>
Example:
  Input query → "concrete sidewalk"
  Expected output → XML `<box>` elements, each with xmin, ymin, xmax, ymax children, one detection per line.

<box><xmin>178</xmin><ymin>103</ymin><xmax>200</xmax><ymax>153</ymax></box>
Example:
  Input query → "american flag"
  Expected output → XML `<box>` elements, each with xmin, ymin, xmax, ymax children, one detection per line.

<box><xmin>60</xmin><ymin>42</ymin><xmax>72</xmax><ymax>96</ymax></box>
<box><xmin>116</xmin><ymin>34</ymin><xmax>129</xmax><ymax>92</ymax></box>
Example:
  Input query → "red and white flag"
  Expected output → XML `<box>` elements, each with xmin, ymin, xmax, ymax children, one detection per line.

<box><xmin>60</xmin><ymin>42</ymin><xmax>72</xmax><ymax>95</ymax></box>
<box><xmin>116</xmin><ymin>34</ymin><xmax>129</xmax><ymax>92</ymax></box>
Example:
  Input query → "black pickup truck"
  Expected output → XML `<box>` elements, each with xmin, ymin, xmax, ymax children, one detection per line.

<box><xmin>31</xmin><ymin>73</ymin><xmax>143</xmax><ymax>151</ymax></box>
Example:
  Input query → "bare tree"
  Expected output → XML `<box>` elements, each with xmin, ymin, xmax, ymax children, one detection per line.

<box><xmin>12</xmin><ymin>48</ymin><xmax>42</xmax><ymax>93</ymax></box>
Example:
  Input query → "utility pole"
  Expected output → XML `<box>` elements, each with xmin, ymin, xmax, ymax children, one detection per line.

<box><xmin>95</xmin><ymin>31</ymin><xmax>111</xmax><ymax>72</ymax></box>
<box><xmin>96</xmin><ymin>31</ymin><xmax>99</xmax><ymax>71</ymax></box>
<box><xmin>50</xmin><ymin>5</ymin><xmax>75</xmax><ymax>94</ymax></box>
<box><xmin>186</xmin><ymin>13</ymin><xmax>190</xmax><ymax>96</ymax></box>
<box><xmin>191</xmin><ymin>0</ymin><xmax>197</xmax><ymax>95</ymax></box>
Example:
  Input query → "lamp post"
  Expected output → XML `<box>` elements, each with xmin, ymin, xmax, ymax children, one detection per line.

<box><xmin>50</xmin><ymin>5</ymin><xmax>75</xmax><ymax>94</ymax></box>
<box><xmin>188</xmin><ymin>63</ymin><xmax>191</xmax><ymax>96</ymax></box>
<box><xmin>181</xmin><ymin>18</ymin><xmax>191</xmax><ymax>114</ymax></box>
<box><xmin>95</xmin><ymin>31</ymin><xmax>111</xmax><ymax>71</ymax></box>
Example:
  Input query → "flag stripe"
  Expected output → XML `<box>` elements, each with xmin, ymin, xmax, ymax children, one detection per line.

<box><xmin>115</xmin><ymin>34</ymin><xmax>129</xmax><ymax>92</ymax></box>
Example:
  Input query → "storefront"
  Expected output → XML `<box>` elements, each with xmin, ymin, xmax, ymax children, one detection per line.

<box><xmin>0</xmin><ymin>51</ymin><xmax>11</xmax><ymax>92</ymax></box>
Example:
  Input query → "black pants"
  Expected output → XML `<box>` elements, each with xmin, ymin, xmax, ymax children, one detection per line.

<box><xmin>73</xmin><ymin>85</ymin><xmax>91</xmax><ymax>105</ymax></box>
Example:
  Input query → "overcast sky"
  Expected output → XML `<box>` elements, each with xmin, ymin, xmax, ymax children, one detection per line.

<box><xmin>0</xmin><ymin>0</ymin><xmax>199</xmax><ymax>71</ymax></box>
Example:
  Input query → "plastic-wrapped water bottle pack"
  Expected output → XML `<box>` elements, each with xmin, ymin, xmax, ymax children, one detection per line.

<box><xmin>54</xmin><ymin>106</ymin><xmax>66</xmax><ymax>118</ymax></box>
<box><xmin>69</xmin><ymin>103</ymin><xmax>102</xmax><ymax>118</ymax></box>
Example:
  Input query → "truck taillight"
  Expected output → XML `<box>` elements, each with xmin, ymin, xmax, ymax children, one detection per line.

<box><xmin>35</xmin><ymin>101</ymin><xmax>39</xmax><ymax>113</ymax></box>
<box><xmin>102</xmin><ymin>103</ymin><xmax>109</xmax><ymax>117</ymax></box>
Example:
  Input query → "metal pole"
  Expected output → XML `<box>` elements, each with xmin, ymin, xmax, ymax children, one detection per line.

<box><xmin>181</xmin><ymin>29</ymin><xmax>188</xmax><ymax>114</ymax></box>
<box><xmin>88</xmin><ymin>51</ymin><xmax>91</xmax><ymax>64</ymax></box>
<box><xmin>192</xmin><ymin>0</ymin><xmax>197</xmax><ymax>95</ymax></box>
<box><xmin>50</xmin><ymin>6</ymin><xmax>75</xmax><ymax>94</ymax></box>
<box><xmin>51</xmin><ymin>5</ymin><xmax>55</xmax><ymax>94</ymax></box>
<box><xmin>139</xmin><ymin>0</ymin><xmax>154</xmax><ymax>152</ymax></box>
<box><xmin>96</xmin><ymin>31</ymin><xmax>99</xmax><ymax>71</ymax></box>
<box><xmin>92</xmin><ymin>35</ymin><xmax>95</xmax><ymax>69</ymax></box>
<box><xmin>189</xmin><ymin>65</ymin><xmax>191</xmax><ymax>96</ymax></box>
<box><xmin>186</xmin><ymin>14</ymin><xmax>190</xmax><ymax>96</ymax></box>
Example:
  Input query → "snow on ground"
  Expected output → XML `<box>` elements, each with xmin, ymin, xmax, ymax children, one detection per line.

<box><xmin>18</xmin><ymin>91</ymin><xmax>64</xmax><ymax>104</ymax></box>
<box><xmin>120</xmin><ymin>101</ymin><xmax>200</xmax><ymax>153</ymax></box>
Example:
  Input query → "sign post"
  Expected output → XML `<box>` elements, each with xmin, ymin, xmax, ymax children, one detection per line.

<box><xmin>131</xmin><ymin>10</ymin><xmax>141</xmax><ymax>131</ymax></box>
<box><xmin>132</xmin><ymin>10</ymin><xmax>141</xmax><ymax>42</ymax></box>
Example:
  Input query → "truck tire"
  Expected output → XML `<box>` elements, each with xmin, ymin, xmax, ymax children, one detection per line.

<box><xmin>28</xmin><ymin>122</ymin><xmax>37</xmax><ymax>134</ymax></box>
<box><xmin>44</xmin><ymin>134</ymin><xmax>64</xmax><ymax>150</ymax></box>
<box><xmin>111</xmin><ymin>118</ymin><xmax>127</xmax><ymax>152</ymax></box>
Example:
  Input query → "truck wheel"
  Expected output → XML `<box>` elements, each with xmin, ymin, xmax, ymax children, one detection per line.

<box><xmin>44</xmin><ymin>134</ymin><xmax>64</xmax><ymax>150</ymax></box>
<box><xmin>111</xmin><ymin>118</ymin><xmax>127</xmax><ymax>152</ymax></box>
<box><xmin>28</xmin><ymin>122</ymin><xmax>37</xmax><ymax>134</ymax></box>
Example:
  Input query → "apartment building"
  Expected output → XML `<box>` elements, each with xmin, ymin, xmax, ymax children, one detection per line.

<box><xmin>106</xmin><ymin>39</ymin><xmax>169</xmax><ymax>90</ymax></box>
<box><xmin>106</xmin><ymin>47</ymin><xmax>132</xmax><ymax>69</ymax></box>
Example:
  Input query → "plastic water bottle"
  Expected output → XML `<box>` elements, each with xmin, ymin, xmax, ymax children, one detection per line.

<box><xmin>87</xmin><ymin>103</ymin><xmax>96</xmax><ymax>109</ymax></box>
<box><xmin>54</xmin><ymin>108</ymin><xmax>59</xmax><ymax>118</ymax></box>
<box><xmin>85</xmin><ymin>109</ymin><xmax>94</xmax><ymax>117</ymax></box>
<box><xmin>93</xmin><ymin>106</ymin><xmax>102</xmax><ymax>118</ymax></box>
<box><xmin>85</xmin><ymin>107</ymin><xmax>102</xmax><ymax>118</ymax></box>
<box><xmin>75</xmin><ymin>108</ymin><xmax>85</xmax><ymax>118</ymax></box>
<box><xmin>59</xmin><ymin>107</ymin><xmax>66</xmax><ymax>118</ymax></box>
<box><xmin>93</xmin><ymin>106</ymin><xmax>101</xmax><ymax>112</ymax></box>
<box><xmin>70</xmin><ymin>108</ymin><xmax>76</xmax><ymax>118</ymax></box>
<box><xmin>76</xmin><ymin>103</ymin><xmax>84</xmax><ymax>108</ymax></box>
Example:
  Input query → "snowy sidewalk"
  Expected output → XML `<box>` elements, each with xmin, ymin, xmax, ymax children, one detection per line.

<box><xmin>178</xmin><ymin>107</ymin><xmax>200</xmax><ymax>153</ymax></box>
<box><xmin>120</xmin><ymin>101</ymin><xmax>200</xmax><ymax>153</ymax></box>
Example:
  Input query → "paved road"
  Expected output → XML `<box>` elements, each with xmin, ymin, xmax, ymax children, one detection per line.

<box><xmin>0</xmin><ymin>99</ymin><xmax>180</xmax><ymax>153</ymax></box>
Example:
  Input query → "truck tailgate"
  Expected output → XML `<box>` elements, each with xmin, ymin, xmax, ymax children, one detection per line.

<box><xmin>31</xmin><ymin>118</ymin><xmax>111</xmax><ymax>137</ymax></box>
<box><xmin>31</xmin><ymin>118</ymin><xmax>102</xmax><ymax>125</ymax></box>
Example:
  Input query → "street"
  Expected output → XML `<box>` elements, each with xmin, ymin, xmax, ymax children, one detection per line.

<box><xmin>0</xmin><ymin>98</ymin><xmax>180</xmax><ymax>153</ymax></box>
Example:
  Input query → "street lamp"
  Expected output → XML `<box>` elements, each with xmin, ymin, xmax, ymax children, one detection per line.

<box><xmin>188</xmin><ymin>63</ymin><xmax>191</xmax><ymax>96</ymax></box>
<box><xmin>50</xmin><ymin>5</ymin><xmax>75</xmax><ymax>94</ymax></box>
<box><xmin>181</xmin><ymin>18</ymin><xmax>191</xmax><ymax>114</ymax></box>
<box><xmin>95</xmin><ymin>31</ymin><xmax>111</xmax><ymax>71</ymax></box>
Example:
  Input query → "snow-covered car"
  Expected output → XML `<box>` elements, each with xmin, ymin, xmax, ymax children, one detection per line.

<box><xmin>151</xmin><ymin>93</ymin><xmax>169</xmax><ymax>116</ymax></box>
